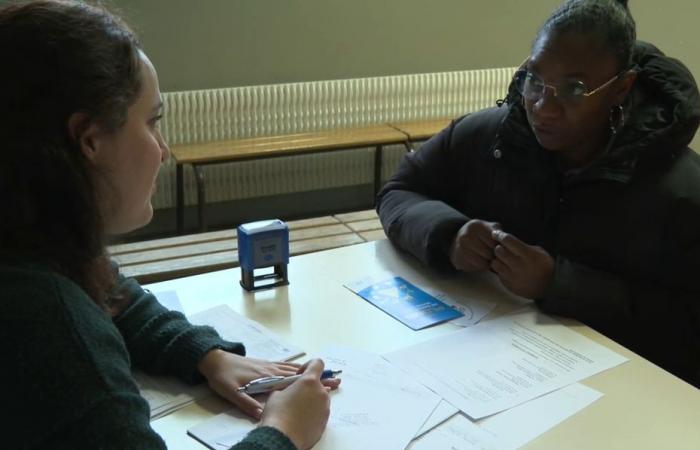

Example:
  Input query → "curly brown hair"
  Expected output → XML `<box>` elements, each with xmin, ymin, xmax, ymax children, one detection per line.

<box><xmin>0</xmin><ymin>0</ymin><xmax>142</xmax><ymax>311</ymax></box>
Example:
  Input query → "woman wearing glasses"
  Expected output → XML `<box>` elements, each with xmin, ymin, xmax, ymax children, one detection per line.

<box><xmin>378</xmin><ymin>0</ymin><xmax>700</xmax><ymax>387</ymax></box>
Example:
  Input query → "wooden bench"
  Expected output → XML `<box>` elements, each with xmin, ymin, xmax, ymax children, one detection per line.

<box><xmin>172</xmin><ymin>125</ymin><xmax>409</xmax><ymax>234</ymax></box>
<box><xmin>110</xmin><ymin>210</ymin><xmax>386</xmax><ymax>284</ymax></box>
<box><xmin>389</xmin><ymin>118</ymin><xmax>452</xmax><ymax>149</ymax></box>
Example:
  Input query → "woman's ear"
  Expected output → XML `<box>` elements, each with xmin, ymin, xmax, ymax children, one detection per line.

<box><xmin>614</xmin><ymin>69</ymin><xmax>637</xmax><ymax>105</ymax></box>
<box><xmin>68</xmin><ymin>112</ymin><xmax>101</xmax><ymax>161</ymax></box>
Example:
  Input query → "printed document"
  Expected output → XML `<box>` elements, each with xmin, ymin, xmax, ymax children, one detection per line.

<box><xmin>409</xmin><ymin>383</ymin><xmax>603</xmax><ymax>449</ymax></box>
<box><xmin>479</xmin><ymin>382</ymin><xmax>603</xmax><ymax>448</ymax></box>
<box><xmin>386</xmin><ymin>307</ymin><xmax>626</xmax><ymax>419</ymax></box>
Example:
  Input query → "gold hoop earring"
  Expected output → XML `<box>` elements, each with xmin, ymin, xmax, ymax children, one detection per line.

<box><xmin>610</xmin><ymin>105</ymin><xmax>625</xmax><ymax>135</ymax></box>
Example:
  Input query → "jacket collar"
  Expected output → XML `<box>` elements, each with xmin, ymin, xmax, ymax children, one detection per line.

<box><xmin>496</xmin><ymin>40</ymin><xmax>700</xmax><ymax>184</ymax></box>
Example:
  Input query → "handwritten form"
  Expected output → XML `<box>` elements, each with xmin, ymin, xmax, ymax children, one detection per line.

<box><xmin>136</xmin><ymin>303</ymin><xmax>304</xmax><ymax>419</ymax></box>
<box><xmin>187</xmin><ymin>346</ymin><xmax>442</xmax><ymax>450</ymax></box>
<box><xmin>386</xmin><ymin>307</ymin><xmax>626</xmax><ymax>419</ymax></box>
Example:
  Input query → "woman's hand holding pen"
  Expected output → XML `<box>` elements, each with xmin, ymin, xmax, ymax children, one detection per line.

<box><xmin>262</xmin><ymin>359</ymin><xmax>341</xmax><ymax>450</ymax></box>
<box><xmin>197</xmin><ymin>350</ymin><xmax>300</xmax><ymax>419</ymax></box>
<box><xmin>490</xmin><ymin>230</ymin><xmax>555</xmax><ymax>299</ymax></box>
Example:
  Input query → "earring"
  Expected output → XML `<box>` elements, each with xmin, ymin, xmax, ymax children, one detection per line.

<box><xmin>610</xmin><ymin>105</ymin><xmax>625</xmax><ymax>135</ymax></box>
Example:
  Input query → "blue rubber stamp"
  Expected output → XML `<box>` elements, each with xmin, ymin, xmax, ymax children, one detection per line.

<box><xmin>238</xmin><ymin>219</ymin><xmax>290</xmax><ymax>291</ymax></box>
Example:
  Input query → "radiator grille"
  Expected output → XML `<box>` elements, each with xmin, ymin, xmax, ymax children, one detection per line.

<box><xmin>153</xmin><ymin>67</ymin><xmax>517</xmax><ymax>209</ymax></box>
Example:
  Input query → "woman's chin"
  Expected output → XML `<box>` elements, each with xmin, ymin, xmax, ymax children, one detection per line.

<box><xmin>534</xmin><ymin>132</ymin><xmax>567</xmax><ymax>152</ymax></box>
<box><xmin>106</xmin><ymin>205</ymin><xmax>154</xmax><ymax>236</ymax></box>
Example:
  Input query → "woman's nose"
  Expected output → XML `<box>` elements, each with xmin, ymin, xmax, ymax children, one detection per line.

<box><xmin>532</xmin><ymin>87</ymin><xmax>563</xmax><ymax>120</ymax></box>
<box><xmin>157</xmin><ymin>130</ymin><xmax>170</xmax><ymax>163</ymax></box>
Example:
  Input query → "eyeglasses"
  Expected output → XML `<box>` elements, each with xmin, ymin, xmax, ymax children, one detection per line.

<box><xmin>513</xmin><ymin>69</ymin><xmax>620</xmax><ymax>106</ymax></box>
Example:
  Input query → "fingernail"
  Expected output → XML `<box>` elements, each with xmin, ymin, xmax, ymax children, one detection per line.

<box><xmin>256</xmin><ymin>408</ymin><xmax>263</xmax><ymax>418</ymax></box>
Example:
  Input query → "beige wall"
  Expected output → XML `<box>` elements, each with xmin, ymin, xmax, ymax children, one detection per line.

<box><xmin>2</xmin><ymin>0</ymin><xmax>698</xmax><ymax>143</ymax></box>
<box><xmin>116</xmin><ymin>0</ymin><xmax>551</xmax><ymax>91</ymax></box>
<box><xmin>107</xmin><ymin>0</ymin><xmax>700</xmax><ymax>93</ymax></box>
<box><xmin>1</xmin><ymin>1</ymin><xmax>697</xmax><ymax>91</ymax></box>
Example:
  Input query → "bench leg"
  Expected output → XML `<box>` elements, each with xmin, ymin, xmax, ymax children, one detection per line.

<box><xmin>193</xmin><ymin>164</ymin><xmax>207</xmax><ymax>232</ymax></box>
<box><xmin>176</xmin><ymin>163</ymin><xmax>184</xmax><ymax>235</ymax></box>
<box><xmin>373</xmin><ymin>144</ymin><xmax>384</xmax><ymax>202</ymax></box>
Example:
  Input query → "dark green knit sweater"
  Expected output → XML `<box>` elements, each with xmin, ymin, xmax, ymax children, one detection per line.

<box><xmin>0</xmin><ymin>262</ymin><xmax>297</xmax><ymax>450</ymax></box>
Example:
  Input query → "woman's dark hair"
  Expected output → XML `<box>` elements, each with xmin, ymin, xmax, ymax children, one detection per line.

<box><xmin>0</xmin><ymin>0</ymin><xmax>142</xmax><ymax>310</ymax></box>
<box><xmin>535</xmin><ymin>0</ymin><xmax>636</xmax><ymax>71</ymax></box>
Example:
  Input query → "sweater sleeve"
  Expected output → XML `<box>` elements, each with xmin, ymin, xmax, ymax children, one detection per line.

<box><xmin>377</xmin><ymin>117</ymin><xmax>471</xmax><ymax>271</ymax></box>
<box><xmin>50</xmin><ymin>393</ymin><xmax>169</xmax><ymax>450</ymax></box>
<box><xmin>0</xmin><ymin>266</ymin><xmax>171</xmax><ymax>449</ymax></box>
<box><xmin>230</xmin><ymin>427</ymin><xmax>298</xmax><ymax>450</ymax></box>
<box><xmin>112</xmin><ymin>275</ymin><xmax>245</xmax><ymax>384</ymax></box>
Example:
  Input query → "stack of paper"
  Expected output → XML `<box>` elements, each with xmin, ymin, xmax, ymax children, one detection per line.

<box><xmin>188</xmin><ymin>346</ymin><xmax>442</xmax><ymax>450</ymax></box>
<box><xmin>134</xmin><ymin>372</ymin><xmax>209</xmax><ymax>419</ymax></box>
<box><xmin>180</xmin><ymin>297</ymin><xmax>629</xmax><ymax>448</ymax></box>
<box><xmin>385</xmin><ymin>307</ymin><xmax>627</xmax><ymax>420</ymax></box>
<box><xmin>135</xmin><ymin>303</ymin><xmax>305</xmax><ymax>419</ymax></box>
<box><xmin>408</xmin><ymin>383</ymin><xmax>603</xmax><ymax>449</ymax></box>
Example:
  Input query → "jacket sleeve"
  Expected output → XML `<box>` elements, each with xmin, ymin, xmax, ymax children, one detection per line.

<box><xmin>377</xmin><ymin>116</ymin><xmax>472</xmax><ymax>271</ymax></box>
<box><xmin>539</xmin><ymin>244</ymin><xmax>700</xmax><ymax>386</ymax></box>
<box><xmin>112</xmin><ymin>275</ymin><xmax>245</xmax><ymax>384</ymax></box>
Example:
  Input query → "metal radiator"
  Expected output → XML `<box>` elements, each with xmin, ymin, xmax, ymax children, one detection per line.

<box><xmin>153</xmin><ymin>67</ymin><xmax>517</xmax><ymax>209</ymax></box>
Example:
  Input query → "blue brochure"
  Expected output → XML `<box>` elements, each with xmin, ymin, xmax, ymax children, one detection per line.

<box><xmin>354</xmin><ymin>276</ymin><xmax>464</xmax><ymax>330</ymax></box>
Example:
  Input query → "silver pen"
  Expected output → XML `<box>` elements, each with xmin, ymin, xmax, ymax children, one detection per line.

<box><xmin>238</xmin><ymin>369</ymin><xmax>342</xmax><ymax>395</ymax></box>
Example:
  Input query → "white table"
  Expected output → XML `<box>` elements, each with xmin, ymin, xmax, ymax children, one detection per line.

<box><xmin>148</xmin><ymin>240</ymin><xmax>700</xmax><ymax>450</ymax></box>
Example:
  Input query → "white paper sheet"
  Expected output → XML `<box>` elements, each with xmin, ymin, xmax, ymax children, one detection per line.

<box><xmin>386</xmin><ymin>307</ymin><xmax>626</xmax><ymax>419</ymax></box>
<box><xmin>187</xmin><ymin>408</ymin><xmax>258</xmax><ymax>450</ymax></box>
<box><xmin>409</xmin><ymin>414</ymin><xmax>503</xmax><ymax>450</ymax></box>
<box><xmin>152</xmin><ymin>290</ymin><xmax>184</xmax><ymax>313</ymax></box>
<box><xmin>479</xmin><ymin>382</ymin><xmax>603</xmax><ymax>449</ymax></box>
<box><xmin>414</xmin><ymin>400</ymin><xmax>459</xmax><ymax>437</ymax></box>
<box><xmin>188</xmin><ymin>346</ymin><xmax>442</xmax><ymax>450</ymax></box>
<box><xmin>409</xmin><ymin>383</ymin><xmax>603</xmax><ymax>450</ymax></box>
<box><xmin>137</xmin><ymin>304</ymin><xmax>305</xmax><ymax>419</ymax></box>
<box><xmin>187</xmin><ymin>304</ymin><xmax>305</xmax><ymax>362</ymax></box>
<box><xmin>134</xmin><ymin>371</ymin><xmax>209</xmax><ymax>419</ymax></box>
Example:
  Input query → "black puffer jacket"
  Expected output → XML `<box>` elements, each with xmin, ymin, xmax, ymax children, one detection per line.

<box><xmin>378</xmin><ymin>41</ymin><xmax>700</xmax><ymax>387</ymax></box>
